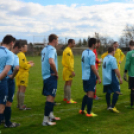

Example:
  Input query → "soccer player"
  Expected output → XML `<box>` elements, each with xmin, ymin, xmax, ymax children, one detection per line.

<box><xmin>101</xmin><ymin>42</ymin><xmax>125</xmax><ymax>71</ymax></box>
<box><xmin>3</xmin><ymin>40</ymin><xmax>21</xmax><ymax>127</ymax></box>
<box><xmin>123</xmin><ymin>40</ymin><xmax>134</xmax><ymax>108</ymax></box>
<box><xmin>16</xmin><ymin>40</ymin><xmax>34</xmax><ymax>110</ymax></box>
<box><xmin>79</xmin><ymin>38</ymin><xmax>101</xmax><ymax>117</ymax></box>
<box><xmin>102</xmin><ymin>46</ymin><xmax>123</xmax><ymax>113</ymax></box>
<box><xmin>93</xmin><ymin>39</ymin><xmax>101</xmax><ymax>100</ymax></box>
<box><xmin>62</xmin><ymin>39</ymin><xmax>77</xmax><ymax>104</ymax></box>
<box><xmin>41</xmin><ymin>34</ymin><xmax>60</xmax><ymax>126</ymax></box>
<box><xmin>0</xmin><ymin>35</ymin><xmax>14</xmax><ymax>126</ymax></box>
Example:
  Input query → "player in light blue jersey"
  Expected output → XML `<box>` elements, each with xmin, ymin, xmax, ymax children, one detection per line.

<box><xmin>2</xmin><ymin>41</ymin><xmax>21</xmax><ymax>128</ymax></box>
<box><xmin>102</xmin><ymin>46</ymin><xmax>123</xmax><ymax>113</ymax></box>
<box><xmin>0</xmin><ymin>35</ymin><xmax>15</xmax><ymax>126</ymax></box>
<box><xmin>41</xmin><ymin>34</ymin><xmax>60</xmax><ymax>126</ymax></box>
<box><xmin>79</xmin><ymin>38</ymin><xmax>101</xmax><ymax>117</ymax></box>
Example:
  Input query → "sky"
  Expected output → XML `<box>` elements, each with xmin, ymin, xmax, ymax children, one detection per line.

<box><xmin>0</xmin><ymin>0</ymin><xmax>134</xmax><ymax>43</ymax></box>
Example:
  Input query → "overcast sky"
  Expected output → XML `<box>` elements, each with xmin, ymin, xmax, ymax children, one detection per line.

<box><xmin>0</xmin><ymin>0</ymin><xmax>134</xmax><ymax>43</ymax></box>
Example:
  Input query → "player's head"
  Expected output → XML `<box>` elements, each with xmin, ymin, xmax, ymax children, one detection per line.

<box><xmin>88</xmin><ymin>38</ymin><xmax>96</xmax><ymax>49</ymax></box>
<box><xmin>49</xmin><ymin>34</ymin><xmax>58</xmax><ymax>47</ymax></box>
<box><xmin>20</xmin><ymin>40</ymin><xmax>28</xmax><ymax>53</ymax></box>
<box><xmin>68</xmin><ymin>39</ymin><xmax>75</xmax><ymax>48</ymax></box>
<box><xmin>108</xmin><ymin>46</ymin><xmax>115</xmax><ymax>56</ymax></box>
<box><xmin>96</xmin><ymin>39</ymin><xmax>101</xmax><ymax>49</ymax></box>
<box><xmin>113</xmin><ymin>41</ymin><xmax>119</xmax><ymax>49</ymax></box>
<box><xmin>2</xmin><ymin>35</ymin><xmax>16</xmax><ymax>50</ymax></box>
<box><xmin>129</xmin><ymin>40</ymin><xmax>134</xmax><ymax>50</ymax></box>
<box><xmin>13</xmin><ymin>40</ymin><xmax>21</xmax><ymax>54</ymax></box>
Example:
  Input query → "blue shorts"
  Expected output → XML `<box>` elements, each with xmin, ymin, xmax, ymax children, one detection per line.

<box><xmin>83</xmin><ymin>78</ymin><xmax>96</xmax><ymax>93</ymax></box>
<box><xmin>7</xmin><ymin>78</ymin><xmax>15</xmax><ymax>103</ymax></box>
<box><xmin>0</xmin><ymin>78</ymin><xmax>8</xmax><ymax>105</ymax></box>
<box><xmin>103</xmin><ymin>82</ymin><xmax>120</xmax><ymax>94</ymax></box>
<box><xmin>42</xmin><ymin>76</ymin><xmax>57</xmax><ymax>97</ymax></box>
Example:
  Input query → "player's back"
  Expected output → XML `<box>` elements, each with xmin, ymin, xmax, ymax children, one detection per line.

<box><xmin>81</xmin><ymin>49</ymin><xmax>95</xmax><ymax>80</ymax></box>
<box><xmin>41</xmin><ymin>45</ymin><xmax>57</xmax><ymax>80</ymax></box>
<box><xmin>0</xmin><ymin>46</ymin><xmax>13</xmax><ymax>74</ymax></box>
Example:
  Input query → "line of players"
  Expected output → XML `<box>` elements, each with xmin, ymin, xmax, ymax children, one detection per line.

<box><xmin>0</xmin><ymin>34</ymin><xmax>134</xmax><ymax>127</ymax></box>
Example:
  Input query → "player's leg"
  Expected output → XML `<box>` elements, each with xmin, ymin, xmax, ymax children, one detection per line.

<box><xmin>63</xmin><ymin>84</ymin><xmax>68</xmax><ymax>101</ymax></box>
<box><xmin>106</xmin><ymin>92</ymin><xmax>111</xmax><ymax>109</ymax></box>
<box><xmin>0</xmin><ymin>104</ymin><xmax>5</xmax><ymax>125</ymax></box>
<box><xmin>87</xmin><ymin>91</ymin><xmax>94</xmax><ymax>114</ymax></box>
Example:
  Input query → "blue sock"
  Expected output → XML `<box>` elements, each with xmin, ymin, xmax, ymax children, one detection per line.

<box><xmin>51</xmin><ymin>102</ymin><xmax>55</xmax><ymax>112</ymax></box>
<box><xmin>1</xmin><ymin>113</ymin><xmax>4</xmax><ymax>121</ymax></box>
<box><xmin>81</xmin><ymin>95</ymin><xmax>88</xmax><ymax>111</ymax></box>
<box><xmin>44</xmin><ymin>102</ymin><xmax>53</xmax><ymax>116</ymax></box>
<box><xmin>0</xmin><ymin>114</ymin><xmax>2</xmax><ymax>125</ymax></box>
<box><xmin>106</xmin><ymin>93</ymin><xmax>111</xmax><ymax>108</ymax></box>
<box><xmin>4</xmin><ymin>107</ymin><xmax>12</xmax><ymax>126</ymax></box>
<box><xmin>112</xmin><ymin>93</ymin><xmax>119</xmax><ymax>108</ymax></box>
<box><xmin>87</xmin><ymin>97</ymin><xmax>93</xmax><ymax>114</ymax></box>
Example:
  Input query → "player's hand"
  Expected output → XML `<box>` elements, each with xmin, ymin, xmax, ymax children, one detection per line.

<box><xmin>71</xmin><ymin>72</ymin><xmax>75</xmax><ymax>77</ymax></box>
<box><xmin>8</xmin><ymin>75</ymin><xmax>14</xmax><ymax>79</ymax></box>
<box><xmin>30</xmin><ymin>62</ymin><xmax>34</xmax><ymax>67</ymax></box>
<box><xmin>123</xmin><ymin>73</ymin><xmax>128</xmax><ymax>82</ymax></box>
<box><xmin>119</xmin><ymin>61</ymin><xmax>121</xmax><ymax>64</ymax></box>
<box><xmin>98</xmin><ymin>77</ymin><xmax>101</xmax><ymax>84</ymax></box>
<box><xmin>51</xmin><ymin>72</ymin><xmax>59</xmax><ymax>79</ymax></box>
<box><xmin>119</xmin><ymin>77</ymin><xmax>123</xmax><ymax>84</ymax></box>
<box><xmin>28</xmin><ymin>61</ymin><xmax>34</xmax><ymax>63</ymax></box>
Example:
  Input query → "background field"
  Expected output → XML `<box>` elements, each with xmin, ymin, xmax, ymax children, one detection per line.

<box><xmin>0</xmin><ymin>56</ymin><xmax>134</xmax><ymax>134</ymax></box>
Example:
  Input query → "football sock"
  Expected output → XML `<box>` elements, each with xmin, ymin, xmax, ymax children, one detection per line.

<box><xmin>130</xmin><ymin>89</ymin><xmax>134</xmax><ymax>106</ymax></box>
<box><xmin>4</xmin><ymin>107</ymin><xmax>12</xmax><ymax>126</ymax></box>
<box><xmin>19</xmin><ymin>92</ymin><xmax>25</xmax><ymax>108</ymax></box>
<box><xmin>44</xmin><ymin>102</ymin><xmax>53</xmax><ymax>116</ymax></box>
<box><xmin>81</xmin><ymin>95</ymin><xmax>88</xmax><ymax>110</ymax></box>
<box><xmin>66</xmin><ymin>86</ymin><xmax>71</xmax><ymax>101</ymax></box>
<box><xmin>106</xmin><ymin>92</ymin><xmax>111</xmax><ymax>107</ymax></box>
<box><xmin>0</xmin><ymin>114</ymin><xmax>2</xmax><ymax>124</ymax></box>
<box><xmin>64</xmin><ymin>85</ymin><xmax>68</xmax><ymax>99</ymax></box>
<box><xmin>17</xmin><ymin>91</ymin><xmax>20</xmax><ymax>106</ymax></box>
<box><xmin>87</xmin><ymin>97</ymin><xmax>93</xmax><ymax>114</ymax></box>
<box><xmin>112</xmin><ymin>93</ymin><xmax>119</xmax><ymax>108</ymax></box>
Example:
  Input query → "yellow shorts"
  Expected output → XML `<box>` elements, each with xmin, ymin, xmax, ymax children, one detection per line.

<box><xmin>16</xmin><ymin>71</ymin><xmax>29</xmax><ymax>87</ymax></box>
<box><xmin>63</xmin><ymin>68</ymin><xmax>73</xmax><ymax>81</ymax></box>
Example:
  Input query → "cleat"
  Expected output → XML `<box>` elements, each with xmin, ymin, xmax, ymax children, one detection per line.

<box><xmin>111</xmin><ymin>107</ymin><xmax>120</xmax><ymax>113</ymax></box>
<box><xmin>50</xmin><ymin>117</ymin><xmax>61</xmax><ymax>122</ymax></box>
<box><xmin>79</xmin><ymin>110</ymin><xmax>87</xmax><ymax>114</ymax></box>
<box><xmin>67</xmin><ymin>99</ymin><xmax>77</xmax><ymax>104</ymax></box>
<box><xmin>4</xmin><ymin>122</ymin><xmax>20</xmax><ymax>128</ymax></box>
<box><xmin>19</xmin><ymin>105</ymin><xmax>31</xmax><ymax>110</ymax></box>
<box><xmin>42</xmin><ymin>121</ymin><xmax>56</xmax><ymax>126</ymax></box>
<box><xmin>90</xmin><ymin>112</ymin><xmax>98</xmax><ymax>117</ymax></box>
<box><xmin>126</xmin><ymin>105</ymin><xmax>134</xmax><ymax>109</ymax></box>
<box><xmin>63</xmin><ymin>98</ymin><xmax>67</xmax><ymax>101</ymax></box>
<box><xmin>94</xmin><ymin>96</ymin><xmax>101</xmax><ymax>100</ymax></box>
<box><xmin>86</xmin><ymin>112</ymin><xmax>97</xmax><ymax>117</ymax></box>
<box><xmin>107</xmin><ymin>106</ymin><xmax>112</xmax><ymax>110</ymax></box>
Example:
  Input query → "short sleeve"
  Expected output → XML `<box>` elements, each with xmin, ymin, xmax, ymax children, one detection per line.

<box><xmin>111</xmin><ymin>58</ymin><xmax>118</xmax><ymax>69</ymax></box>
<box><xmin>90</xmin><ymin>54</ymin><xmax>95</xmax><ymax>65</ymax></box>
<box><xmin>49</xmin><ymin>48</ymin><xmax>56</xmax><ymax>59</ymax></box>
<box><xmin>14</xmin><ymin>55</ymin><xmax>19</xmax><ymax>67</ymax></box>
<box><xmin>6</xmin><ymin>51</ymin><xmax>14</xmax><ymax>66</ymax></box>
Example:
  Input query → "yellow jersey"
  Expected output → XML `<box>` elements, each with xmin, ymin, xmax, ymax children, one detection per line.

<box><xmin>101</xmin><ymin>48</ymin><xmax>125</xmax><ymax>70</ymax></box>
<box><xmin>62</xmin><ymin>47</ymin><xmax>74</xmax><ymax>72</ymax></box>
<box><xmin>17</xmin><ymin>51</ymin><xmax>31</xmax><ymax>72</ymax></box>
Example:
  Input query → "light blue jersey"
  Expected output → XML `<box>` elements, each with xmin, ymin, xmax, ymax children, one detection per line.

<box><xmin>102</xmin><ymin>55</ymin><xmax>118</xmax><ymax>85</ymax></box>
<box><xmin>0</xmin><ymin>46</ymin><xmax>14</xmax><ymax>74</ymax></box>
<box><xmin>81</xmin><ymin>49</ymin><xmax>95</xmax><ymax>80</ymax></box>
<box><xmin>41</xmin><ymin>45</ymin><xmax>58</xmax><ymax>80</ymax></box>
<box><xmin>7</xmin><ymin>54</ymin><xmax>19</xmax><ymax>77</ymax></box>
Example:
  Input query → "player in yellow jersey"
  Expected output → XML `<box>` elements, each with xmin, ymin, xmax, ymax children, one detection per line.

<box><xmin>101</xmin><ymin>42</ymin><xmax>125</xmax><ymax>71</ymax></box>
<box><xmin>16</xmin><ymin>40</ymin><xmax>34</xmax><ymax>110</ymax></box>
<box><xmin>62</xmin><ymin>39</ymin><xmax>77</xmax><ymax>104</ymax></box>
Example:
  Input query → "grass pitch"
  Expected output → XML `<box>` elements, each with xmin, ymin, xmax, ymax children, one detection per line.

<box><xmin>0</xmin><ymin>56</ymin><xmax>134</xmax><ymax>134</ymax></box>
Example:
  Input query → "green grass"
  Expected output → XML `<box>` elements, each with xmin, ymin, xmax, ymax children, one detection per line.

<box><xmin>1</xmin><ymin>56</ymin><xmax>134</xmax><ymax>134</ymax></box>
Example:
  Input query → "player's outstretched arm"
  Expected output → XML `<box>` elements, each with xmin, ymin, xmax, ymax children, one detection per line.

<box><xmin>0</xmin><ymin>65</ymin><xmax>12</xmax><ymax>80</ymax></box>
<box><xmin>114</xmin><ymin>69</ymin><xmax>123</xmax><ymax>84</ymax></box>
<box><xmin>91</xmin><ymin>65</ymin><xmax>101</xmax><ymax>84</ymax></box>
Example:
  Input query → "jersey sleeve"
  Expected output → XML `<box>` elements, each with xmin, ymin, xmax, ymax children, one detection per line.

<box><xmin>18</xmin><ymin>53</ymin><xmax>31</xmax><ymax>70</ymax></box>
<box><xmin>120</xmin><ymin>50</ymin><xmax>125</xmax><ymax>62</ymax></box>
<box><xmin>125</xmin><ymin>52</ymin><xmax>130</xmax><ymax>71</ymax></box>
<box><xmin>101</xmin><ymin>51</ymin><xmax>108</xmax><ymax>59</ymax></box>
<box><xmin>6</xmin><ymin>52</ymin><xmax>14</xmax><ymax>66</ymax></box>
<box><xmin>90</xmin><ymin>54</ymin><xmax>95</xmax><ymax>65</ymax></box>
<box><xmin>112</xmin><ymin>58</ymin><xmax>118</xmax><ymax>70</ymax></box>
<box><xmin>48</xmin><ymin>49</ymin><xmax>56</xmax><ymax>59</ymax></box>
<box><xmin>14</xmin><ymin>55</ymin><xmax>19</xmax><ymax>67</ymax></box>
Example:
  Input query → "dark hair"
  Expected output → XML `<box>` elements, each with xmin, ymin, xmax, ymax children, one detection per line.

<box><xmin>129</xmin><ymin>40</ymin><xmax>134</xmax><ymax>46</ymax></box>
<box><xmin>96</xmin><ymin>39</ymin><xmax>100</xmax><ymax>43</ymax></box>
<box><xmin>108</xmin><ymin>46</ymin><xmax>114</xmax><ymax>53</ymax></box>
<box><xmin>13</xmin><ymin>40</ymin><xmax>21</xmax><ymax>49</ymax></box>
<box><xmin>19</xmin><ymin>40</ymin><xmax>27</xmax><ymax>47</ymax></box>
<box><xmin>2</xmin><ymin>35</ymin><xmax>16</xmax><ymax>45</ymax></box>
<box><xmin>88</xmin><ymin>38</ymin><xmax>96</xmax><ymax>47</ymax></box>
<box><xmin>49</xmin><ymin>34</ymin><xmax>58</xmax><ymax>43</ymax></box>
<box><xmin>68</xmin><ymin>39</ymin><xmax>74</xmax><ymax>44</ymax></box>
<box><xmin>113</xmin><ymin>41</ymin><xmax>117</xmax><ymax>45</ymax></box>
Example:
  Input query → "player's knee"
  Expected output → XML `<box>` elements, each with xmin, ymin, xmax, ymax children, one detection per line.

<box><xmin>0</xmin><ymin>105</ymin><xmax>5</xmax><ymax>113</ymax></box>
<box><xmin>6</xmin><ymin>101</ymin><xmax>12</xmax><ymax>107</ymax></box>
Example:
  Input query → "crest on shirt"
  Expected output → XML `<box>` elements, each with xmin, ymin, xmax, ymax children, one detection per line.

<box><xmin>67</xmin><ymin>53</ymin><xmax>70</xmax><ymax>56</ymax></box>
<box><xmin>22</xmin><ymin>59</ymin><xmax>25</xmax><ymax>62</ymax></box>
